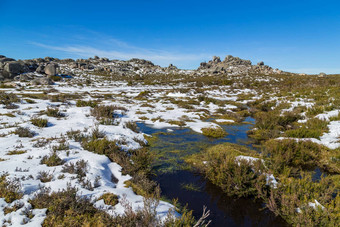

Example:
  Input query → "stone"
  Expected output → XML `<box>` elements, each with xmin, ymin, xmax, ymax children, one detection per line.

<box><xmin>44</xmin><ymin>63</ymin><xmax>58</xmax><ymax>76</ymax></box>
<box><xmin>257</xmin><ymin>61</ymin><xmax>264</xmax><ymax>66</ymax></box>
<box><xmin>32</xmin><ymin>77</ymin><xmax>54</xmax><ymax>85</ymax></box>
<box><xmin>19</xmin><ymin>74</ymin><xmax>30</xmax><ymax>81</ymax></box>
<box><xmin>212</xmin><ymin>56</ymin><xmax>221</xmax><ymax>63</ymax></box>
<box><xmin>4</xmin><ymin>62</ymin><xmax>23</xmax><ymax>74</ymax></box>
<box><xmin>36</xmin><ymin>65</ymin><xmax>45</xmax><ymax>74</ymax></box>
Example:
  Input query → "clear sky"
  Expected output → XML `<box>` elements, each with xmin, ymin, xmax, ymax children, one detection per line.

<box><xmin>1</xmin><ymin>0</ymin><xmax>339</xmax><ymax>73</ymax></box>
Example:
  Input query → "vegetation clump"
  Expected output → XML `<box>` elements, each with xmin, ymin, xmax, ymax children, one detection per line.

<box><xmin>31</xmin><ymin>117</ymin><xmax>49</xmax><ymax>128</ymax></box>
<box><xmin>0</xmin><ymin>174</ymin><xmax>23</xmax><ymax>203</ymax></box>
<box><xmin>41</xmin><ymin>152</ymin><xmax>65</xmax><ymax>166</ymax></box>
<box><xmin>14</xmin><ymin>127</ymin><xmax>34</xmax><ymax>137</ymax></box>
<box><xmin>201</xmin><ymin>126</ymin><xmax>227</xmax><ymax>138</ymax></box>
<box><xmin>91</xmin><ymin>105</ymin><xmax>126</xmax><ymax>124</ymax></box>
<box><xmin>98</xmin><ymin>193</ymin><xmax>119</xmax><ymax>206</ymax></box>
<box><xmin>46</xmin><ymin>107</ymin><xmax>65</xmax><ymax>117</ymax></box>
<box><xmin>76</xmin><ymin>100</ymin><xmax>98</xmax><ymax>108</ymax></box>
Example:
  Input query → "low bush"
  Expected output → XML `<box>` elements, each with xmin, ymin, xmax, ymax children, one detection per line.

<box><xmin>41</xmin><ymin>152</ymin><xmax>65</xmax><ymax>166</ymax></box>
<box><xmin>76</xmin><ymin>100</ymin><xmax>98</xmax><ymax>108</ymax></box>
<box><xmin>263</xmin><ymin>139</ymin><xmax>322</xmax><ymax>175</ymax></box>
<box><xmin>14</xmin><ymin>127</ymin><xmax>34</xmax><ymax>137</ymax></box>
<box><xmin>46</xmin><ymin>107</ymin><xmax>65</xmax><ymax>117</ymax></box>
<box><xmin>62</xmin><ymin>160</ymin><xmax>88</xmax><ymax>180</ymax></box>
<box><xmin>186</xmin><ymin>143</ymin><xmax>265</xmax><ymax>197</ymax></box>
<box><xmin>31</xmin><ymin>118</ymin><xmax>48</xmax><ymax>128</ymax></box>
<box><xmin>98</xmin><ymin>193</ymin><xmax>119</xmax><ymax>206</ymax></box>
<box><xmin>37</xmin><ymin>171</ymin><xmax>54</xmax><ymax>182</ymax></box>
<box><xmin>0</xmin><ymin>174</ymin><xmax>23</xmax><ymax>203</ymax></box>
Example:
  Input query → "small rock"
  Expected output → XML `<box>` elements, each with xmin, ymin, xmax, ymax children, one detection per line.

<box><xmin>257</xmin><ymin>61</ymin><xmax>264</xmax><ymax>66</ymax></box>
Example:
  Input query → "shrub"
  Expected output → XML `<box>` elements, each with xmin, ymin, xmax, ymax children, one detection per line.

<box><xmin>7</xmin><ymin>150</ymin><xmax>27</xmax><ymax>155</ymax></box>
<box><xmin>76</xmin><ymin>100</ymin><xmax>98</xmax><ymax>108</ymax></box>
<box><xmin>124</xmin><ymin>121</ymin><xmax>139</xmax><ymax>132</ymax></box>
<box><xmin>62</xmin><ymin>160</ymin><xmax>88</xmax><ymax>180</ymax></box>
<box><xmin>98</xmin><ymin>193</ymin><xmax>119</xmax><ymax>206</ymax></box>
<box><xmin>52</xmin><ymin>139</ymin><xmax>69</xmax><ymax>151</ymax></box>
<box><xmin>31</xmin><ymin>118</ymin><xmax>48</xmax><ymax>128</ymax></box>
<box><xmin>186</xmin><ymin>143</ymin><xmax>266</xmax><ymax>197</ymax></box>
<box><xmin>29</xmin><ymin>187</ymin><xmax>114</xmax><ymax>226</ymax></box>
<box><xmin>263</xmin><ymin>139</ymin><xmax>322</xmax><ymax>174</ymax></box>
<box><xmin>91</xmin><ymin>105</ymin><xmax>126</xmax><ymax>124</ymax></box>
<box><xmin>46</xmin><ymin>107</ymin><xmax>65</xmax><ymax>117</ymax></box>
<box><xmin>41</xmin><ymin>152</ymin><xmax>65</xmax><ymax>166</ymax></box>
<box><xmin>0</xmin><ymin>174</ymin><xmax>23</xmax><ymax>203</ymax></box>
<box><xmin>37</xmin><ymin>171</ymin><xmax>54</xmax><ymax>182</ymax></box>
<box><xmin>14</xmin><ymin>127</ymin><xmax>34</xmax><ymax>137</ymax></box>
<box><xmin>0</xmin><ymin>91</ymin><xmax>19</xmax><ymax>105</ymax></box>
<box><xmin>285</xmin><ymin>118</ymin><xmax>329</xmax><ymax>139</ymax></box>
<box><xmin>201</xmin><ymin>126</ymin><xmax>227</xmax><ymax>138</ymax></box>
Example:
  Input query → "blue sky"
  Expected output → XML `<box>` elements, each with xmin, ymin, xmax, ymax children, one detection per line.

<box><xmin>1</xmin><ymin>0</ymin><xmax>340</xmax><ymax>73</ymax></box>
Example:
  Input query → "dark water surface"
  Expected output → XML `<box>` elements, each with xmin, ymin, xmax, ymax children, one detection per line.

<box><xmin>137</xmin><ymin>118</ymin><xmax>288</xmax><ymax>227</ymax></box>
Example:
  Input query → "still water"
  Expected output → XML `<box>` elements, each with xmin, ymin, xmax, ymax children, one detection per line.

<box><xmin>137</xmin><ymin>118</ymin><xmax>287</xmax><ymax>227</ymax></box>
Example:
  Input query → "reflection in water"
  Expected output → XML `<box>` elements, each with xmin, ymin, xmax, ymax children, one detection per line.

<box><xmin>137</xmin><ymin>117</ymin><xmax>288</xmax><ymax>226</ymax></box>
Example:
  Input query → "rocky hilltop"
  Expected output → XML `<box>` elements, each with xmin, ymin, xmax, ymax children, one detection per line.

<box><xmin>198</xmin><ymin>55</ymin><xmax>282</xmax><ymax>75</ymax></box>
<box><xmin>0</xmin><ymin>54</ymin><xmax>285</xmax><ymax>82</ymax></box>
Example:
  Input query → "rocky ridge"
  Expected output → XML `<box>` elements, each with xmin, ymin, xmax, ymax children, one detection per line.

<box><xmin>0</xmin><ymin>54</ymin><xmax>286</xmax><ymax>82</ymax></box>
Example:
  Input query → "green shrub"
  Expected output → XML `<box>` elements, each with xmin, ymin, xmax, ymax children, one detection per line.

<box><xmin>41</xmin><ymin>152</ymin><xmax>65</xmax><ymax>166</ymax></box>
<box><xmin>6</xmin><ymin>150</ymin><xmax>27</xmax><ymax>155</ymax></box>
<box><xmin>186</xmin><ymin>143</ymin><xmax>265</xmax><ymax>197</ymax></box>
<box><xmin>285</xmin><ymin>118</ymin><xmax>329</xmax><ymax>139</ymax></box>
<box><xmin>0</xmin><ymin>174</ymin><xmax>23</xmax><ymax>203</ymax></box>
<box><xmin>46</xmin><ymin>107</ymin><xmax>65</xmax><ymax>117</ymax></box>
<box><xmin>29</xmin><ymin>187</ymin><xmax>114</xmax><ymax>227</ymax></box>
<box><xmin>31</xmin><ymin>118</ymin><xmax>49</xmax><ymax>128</ymax></box>
<box><xmin>0</xmin><ymin>91</ymin><xmax>19</xmax><ymax>105</ymax></box>
<box><xmin>91</xmin><ymin>105</ymin><xmax>126</xmax><ymax>124</ymax></box>
<box><xmin>263</xmin><ymin>139</ymin><xmax>322</xmax><ymax>174</ymax></box>
<box><xmin>62</xmin><ymin>160</ymin><xmax>88</xmax><ymax>180</ymax></box>
<box><xmin>76</xmin><ymin>100</ymin><xmax>98</xmax><ymax>108</ymax></box>
<box><xmin>14</xmin><ymin>127</ymin><xmax>34</xmax><ymax>137</ymax></box>
<box><xmin>37</xmin><ymin>171</ymin><xmax>54</xmax><ymax>182</ymax></box>
<box><xmin>98</xmin><ymin>193</ymin><xmax>119</xmax><ymax>206</ymax></box>
<box><xmin>124</xmin><ymin>121</ymin><xmax>139</xmax><ymax>132</ymax></box>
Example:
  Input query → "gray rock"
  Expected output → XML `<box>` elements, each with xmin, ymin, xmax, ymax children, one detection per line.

<box><xmin>44</xmin><ymin>63</ymin><xmax>58</xmax><ymax>76</ymax></box>
<box><xmin>19</xmin><ymin>74</ymin><xmax>30</xmax><ymax>81</ymax></box>
<box><xmin>36</xmin><ymin>65</ymin><xmax>45</xmax><ymax>74</ymax></box>
<box><xmin>32</xmin><ymin>77</ymin><xmax>54</xmax><ymax>85</ymax></box>
<box><xmin>4</xmin><ymin>62</ymin><xmax>23</xmax><ymax>74</ymax></box>
<box><xmin>212</xmin><ymin>56</ymin><xmax>221</xmax><ymax>63</ymax></box>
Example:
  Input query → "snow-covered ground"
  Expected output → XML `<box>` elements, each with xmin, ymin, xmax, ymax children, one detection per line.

<box><xmin>0</xmin><ymin>78</ymin><xmax>250</xmax><ymax>225</ymax></box>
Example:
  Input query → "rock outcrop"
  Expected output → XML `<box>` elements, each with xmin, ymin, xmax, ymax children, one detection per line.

<box><xmin>198</xmin><ymin>55</ymin><xmax>282</xmax><ymax>75</ymax></box>
<box><xmin>0</xmin><ymin>53</ymin><xmax>286</xmax><ymax>82</ymax></box>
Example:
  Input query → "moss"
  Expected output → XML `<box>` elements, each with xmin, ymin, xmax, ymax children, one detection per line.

<box><xmin>201</xmin><ymin>126</ymin><xmax>227</xmax><ymax>138</ymax></box>
<box><xmin>167</xmin><ymin>120</ymin><xmax>186</xmax><ymax>127</ymax></box>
